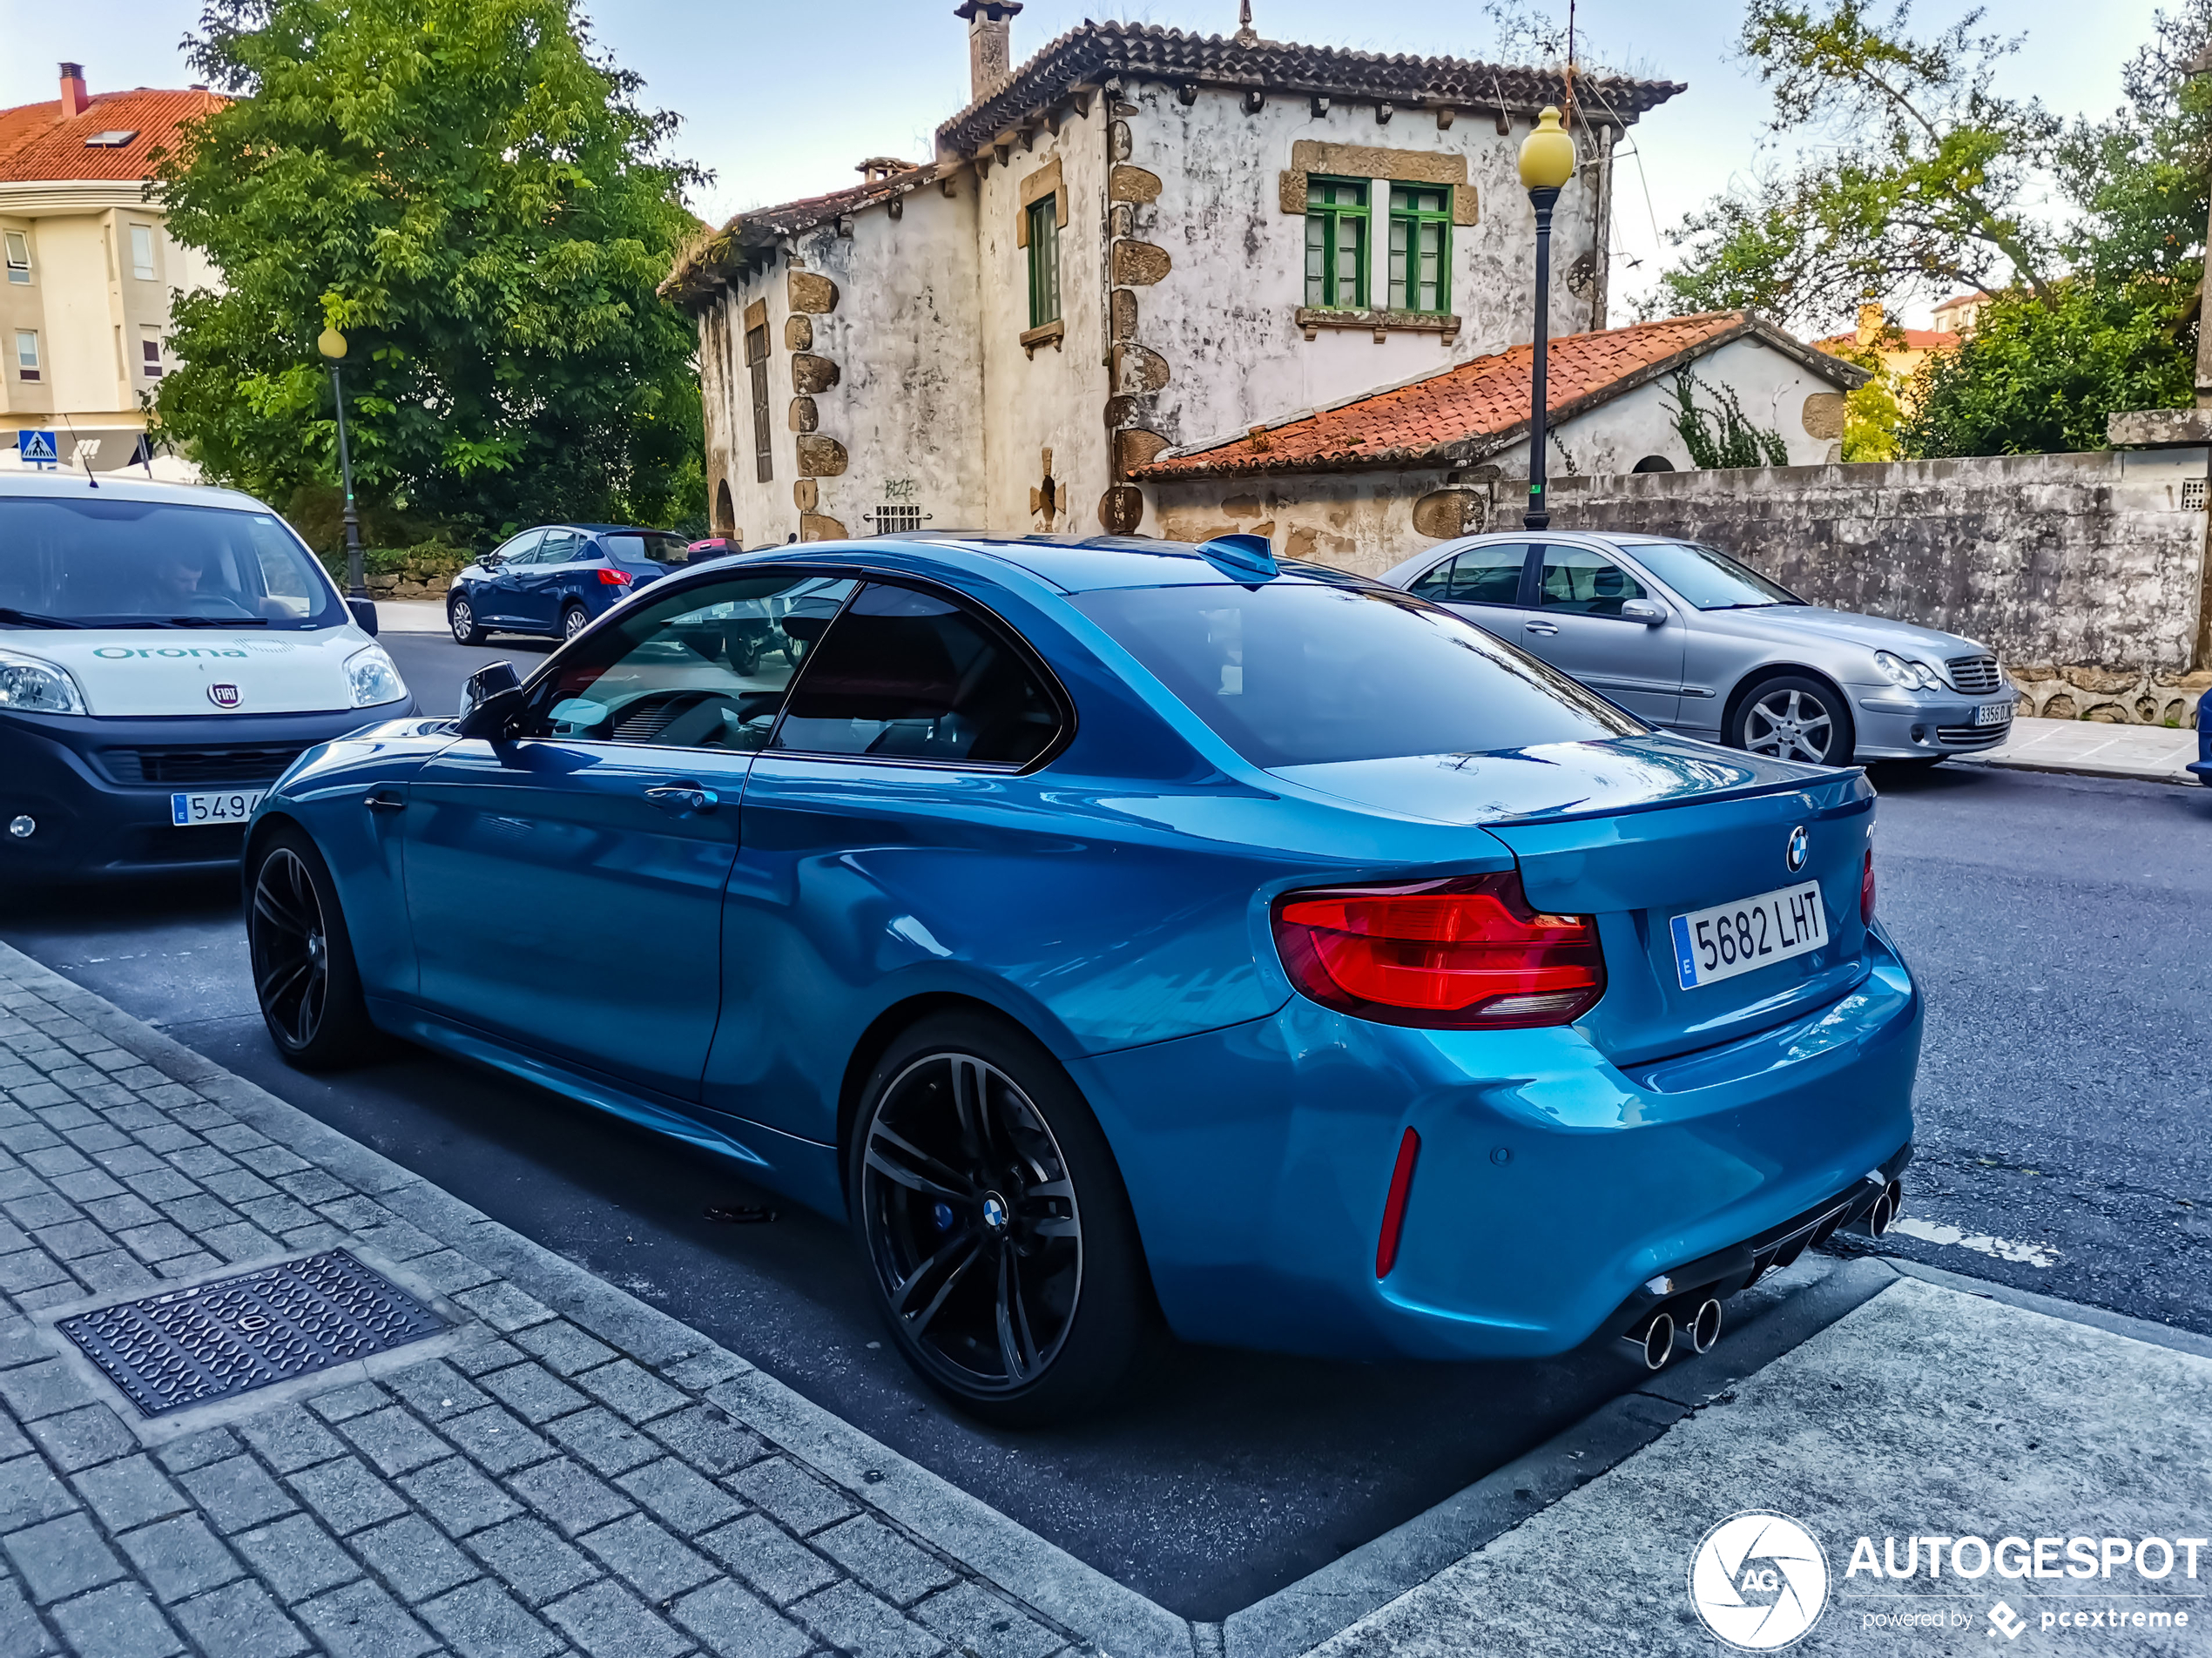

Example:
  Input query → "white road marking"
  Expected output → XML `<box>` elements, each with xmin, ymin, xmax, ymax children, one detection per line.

<box><xmin>1889</xmin><ymin>1216</ymin><xmax>2060</xmax><ymax>1268</ymax></box>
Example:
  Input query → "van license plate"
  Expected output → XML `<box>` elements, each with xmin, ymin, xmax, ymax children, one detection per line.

<box><xmin>1975</xmin><ymin>702</ymin><xmax>2012</xmax><ymax>726</ymax></box>
<box><xmin>1669</xmin><ymin>881</ymin><xmax>1826</xmax><ymax>990</ymax></box>
<box><xmin>171</xmin><ymin>791</ymin><xmax>263</xmax><ymax>826</ymax></box>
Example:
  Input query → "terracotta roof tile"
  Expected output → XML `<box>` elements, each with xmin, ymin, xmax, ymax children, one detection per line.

<box><xmin>0</xmin><ymin>86</ymin><xmax>222</xmax><ymax>185</ymax></box>
<box><xmin>937</xmin><ymin>23</ymin><xmax>1685</xmax><ymax>158</ymax></box>
<box><xmin>1136</xmin><ymin>311</ymin><xmax>1863</xmax><ymax>480</ymax></box>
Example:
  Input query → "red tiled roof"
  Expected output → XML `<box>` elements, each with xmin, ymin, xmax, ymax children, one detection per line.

<box><xmin>1136</xmin><ymin>311</ymin><xmax>1864</xmax><ymax>480</ymax></box>
<box><xmin>0</xmin><ymin>87</ymin><xmax>222</xmax><ymax>185</ymax></box>
<box><xmin>1814</xmin><ymin>327</ymin><xmax>1959</xmax><ymax>352</ymax></box>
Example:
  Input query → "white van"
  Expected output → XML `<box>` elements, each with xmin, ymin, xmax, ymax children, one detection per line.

<box><xmin>0</xmin><ymin>471</ymin><xmax>413</xmax><ymax>877</ymax></box>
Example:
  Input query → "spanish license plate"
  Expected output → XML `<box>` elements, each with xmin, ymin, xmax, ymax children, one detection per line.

<box><xmin>1975</xmin><ymin>702</ymin><xmax>2012</xmax><ymax>726</ymax></box>
<box><xmin>171</xmin><ymin>790</ymin><xmax>263</xmax><ymax>826</ymax></box>
<box><xmin>1669</xmin><ymin>881</ymin><xmax>1826</xmax><ymax>990</ymax></box>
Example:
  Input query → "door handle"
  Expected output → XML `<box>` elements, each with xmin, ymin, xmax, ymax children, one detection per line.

<box><xmin>1523</xmin><ymin>621</ymin><xmax>1560</xmax><ymax>636</ymax></box>
<box><xmin>364</xmin><ymin>789</ymin><xmax>405</xmax><ymax>812</ymax></box>
<box><xmin>644</xmin><ymin>784</ymin><xmax>718</xmax><ymax>814</ymax></box>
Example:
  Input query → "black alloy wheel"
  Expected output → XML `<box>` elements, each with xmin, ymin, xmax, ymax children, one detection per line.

<box><xmin>852</xmin><ymin>1015</ymin><xmax>1153</xmax><ymax>1424</ymax></box>
<box><xmin>1736</xmin><ymin>673</ymin><xmax>1856</xmax><ymax>766</ymax></box>
<box><xmin>247</xmin><ymin>830</ymin><xmax>377</xmax><ymax>1070</ymax></box>
<box><xmin>448</xmin><ymin>596</ymin><xmax>485</xmax><ymax>645</ymax></box>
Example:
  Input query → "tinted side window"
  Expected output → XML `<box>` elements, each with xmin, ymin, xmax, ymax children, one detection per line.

<box><xmin>773</xmin><ymin>583</ymin><xmax>1062</xmax><ymax>766</ymax></box>
<box><xmin>1447</xmin><ymin>543</ymin><xmax>1528</xmax><ymax>604</ymax></box>
<box><xmin>1537</xmin><ymin>545</ymin><xmax>1647</xmax><ymax>617</ymax></box>
<box><xmin>491</xmin><ymin>529</ymin><xmax>543</xmax><ymax>563</ymax></box>
<box><xmin>522</xmin><ymin>574</ymin><xmax>857</xmax><ymax>750</ymax></box>
<box><xmin>533</xmin><ymin>531</ymin><xmax>580</xmax><ymax>564</ymax></box>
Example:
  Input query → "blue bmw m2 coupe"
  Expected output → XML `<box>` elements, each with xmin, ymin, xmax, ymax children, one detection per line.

<box><xmin>244</xmin><ymin>535</ymin><xmax>1919</xmax><ymax>1422</ymax></box>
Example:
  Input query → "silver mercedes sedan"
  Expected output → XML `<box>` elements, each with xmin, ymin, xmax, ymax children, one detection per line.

<box><xmin>1379</xmin><ymin>532</ymin><xmax>2019</xmax><ymax>765</ymax></box>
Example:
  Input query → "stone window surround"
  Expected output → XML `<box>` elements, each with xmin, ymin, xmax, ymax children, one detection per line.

<box><xmin>1016</xmin><ymin>156</ymin><xmax>1069</xmax><ymax>354</ymax></box>
<box><xmin>1282</xmin><ymin>140</ymin><xmax>1477</xmax><ymax>342</ymax></box>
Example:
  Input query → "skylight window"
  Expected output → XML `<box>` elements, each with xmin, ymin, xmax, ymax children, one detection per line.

<box><xmin>84</xmin><ymin>131</ymin><xmax>138</xmax><ymax>148</ymax></box>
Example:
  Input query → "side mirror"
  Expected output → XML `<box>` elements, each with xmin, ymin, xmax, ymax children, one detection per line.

<box><xmin>345</xmin><ymin>596</ymin><xmax>380</xmax><ymax>636</ymax></box>
<box><xmin>457</xmin><ymin>661</ymin><xmax>523</xmax><ymax>738</ymax></box>
<box><xmin>1620</xmin><ymin>598</ymin><xmax>1669</xmax><ymax>626</ymax></box>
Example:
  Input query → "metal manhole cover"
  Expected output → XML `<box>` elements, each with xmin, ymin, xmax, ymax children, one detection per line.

<box><xmin>55</xmin><ymin>1249</ymin><xmax>445</xmax><ymax>1418</ymax></box>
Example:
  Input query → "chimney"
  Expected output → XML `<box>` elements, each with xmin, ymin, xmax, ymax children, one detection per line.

<box><xmin>58</xmin><ymin>63</ymin><xmax>88</xmax><ymax>119</ymax></box>
<box><xmin>1855</xmin><ymin>303</ymin><xmax>1885</xmax><ymax>347</ymax></box>
<box><xmin>953</xmin><ymin>1</ymin><xmax>1022</xmax><ymax>100</ymax></box>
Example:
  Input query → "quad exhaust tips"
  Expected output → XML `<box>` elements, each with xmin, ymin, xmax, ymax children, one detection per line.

<box><xmin>1625</xmin><ymin>1297</ymin><xmax>1723</xmax><ymax>1371</ymax></box>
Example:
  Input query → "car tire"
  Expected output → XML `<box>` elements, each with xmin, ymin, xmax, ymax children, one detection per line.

<box><xmin>561</xmin><ymin>604</ymin><xmax>590</xmax><ymax>643</ymax></box>
<box><xmin>1732</xmin><ymin>673</ymin><xmax>1857</xmax><ymax>766</ymax></box>
<box><xmin>848</xmin><ymin>1013</ymin><xmax>1157</xmax><ymax>1426</ymax></box>
<box><xmin>448</xmin><ymin>596</ymin><xmax>485</xmax><ymax>645</ymax></box>
<box><xmin>246</xmin><ymin>826</ymin><xmax>380</xmax><ymax>1071</ymax></box>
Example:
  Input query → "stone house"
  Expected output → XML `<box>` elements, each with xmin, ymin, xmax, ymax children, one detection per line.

<box><xmin>1130</xmin><ymin>310</ymin><xmax>1869</xmax><ymax>574</ymax></box>
<box><xmin>661</xmin><ymin>4</ymin><xmax>1683</xmax><ymax>545</ymax></box>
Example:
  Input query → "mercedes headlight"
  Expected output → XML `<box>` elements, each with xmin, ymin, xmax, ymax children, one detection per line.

<box><xmin>345</xmin><ymin>643</ymin><xmax>408</xmax><ymax>708</ymax></box>
<box><xmin>1873</xmin><ymin>650</ymin><xmax>1945</xmax><ymax>691</ymax></box>
<box><xmin>0</xmin><ymin>648</ymin><xmax>86</xmax><ymax>715</ymax></box>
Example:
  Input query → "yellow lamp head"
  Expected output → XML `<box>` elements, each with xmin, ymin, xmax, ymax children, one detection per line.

<box><xmin>317</xmin><ymin>327</ymin><xmax>347</xmax><ymax>361</ymax></box>
<box><xmin>1518</xmin><ymin>105</ymin><xmax>1576</xmax><ymax>192</ymax></box>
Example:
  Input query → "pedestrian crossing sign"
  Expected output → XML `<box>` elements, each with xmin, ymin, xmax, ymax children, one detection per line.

<box><xmin>16</xmin><ymin>429</ymin><xmax>57</xmax><ymax>466</ymax></box>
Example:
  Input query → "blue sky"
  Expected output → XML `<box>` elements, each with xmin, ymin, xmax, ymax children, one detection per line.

<box><xmin>0</xmin><ymin>0</ymin><xmax>2169</xmax><ymax>326</ymax></box>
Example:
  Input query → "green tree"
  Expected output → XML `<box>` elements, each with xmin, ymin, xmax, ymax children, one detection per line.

<box><xmin>1654</xmin><ymin>1</ymin><xmax>2058</xmax><ymax>330</ymax></box>
<box><xmin>153</xmin><ymin>0</ymin><xmax>705</xmax><ymax>543</ymax></box>
<box><xmin>1821</xmin><ymin>331</ymin><xmax>1907</xmax><ymax>461</ymax></box>
<box><xmin>2057</xmin><ymin>0</ymin><xmax>2212</xmax><ymax>291</ymax></box>
<box><xmin>1898</xmin><ymin>280</ymin><xmax>2193</xmax><ymax>455</ymax></box>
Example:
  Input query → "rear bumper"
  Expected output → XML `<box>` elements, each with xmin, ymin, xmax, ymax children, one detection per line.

<box><xmin>0</xmin><ymin>703</ymin><xmax>414</xmax><ymax>879</ymax></box>
<box><xmin>1850</xmin><ymin>686</ymin><xmax>2019</xmax><ymax>759</ymax></box>
<box><xmin>1076</xmin><ymin>925</ymin><xmax>1922</xmax><ymax>1363</ymax></box>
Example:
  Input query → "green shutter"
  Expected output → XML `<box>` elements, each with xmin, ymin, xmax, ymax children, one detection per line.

<box><xmin>1027</xmin><ymin>197</ymin><xmax>1061</xmax><ymax>327</ymax></box>
<box><xmin>1304</xmin><ymin>178</ymin><xmax>1368</xmax><ymax>308</ymax></box>
<box><xmin>1387</xmin><ymin>185</ymin><xmax>1450</xmax><ymax>313</ymax></box>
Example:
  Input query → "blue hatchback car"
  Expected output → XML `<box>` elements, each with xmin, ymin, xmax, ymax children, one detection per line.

<box><xmin>245</xmin><ymin>536</ymin><xmax>1920</xmax><ymax>1422</ymax></box>
<box><xmin>446</xmin><ymin>523</ymin><xmax>691</xmax><ymax>646</ymax></box>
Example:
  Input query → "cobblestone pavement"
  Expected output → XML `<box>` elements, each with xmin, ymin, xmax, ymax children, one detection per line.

<box><xmin>0</xmin><ymin>941</ymin><xmax>1140</xmax><ymax>1658</ymax></box>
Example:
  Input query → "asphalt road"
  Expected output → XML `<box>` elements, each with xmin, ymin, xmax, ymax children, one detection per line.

<box><xmin>3</xmin><ymin>624</ymin><xmax>2204</xmax><ymax>1617</ymax></box>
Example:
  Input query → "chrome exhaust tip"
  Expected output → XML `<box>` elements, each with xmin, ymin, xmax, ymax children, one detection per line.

<box><xmin>1688</xmin><ymin>1297</ymin><xmax>1723</xmax><ymax>1356</ymax></box>
<box><xmin>1865</xmin><ymin>1188</ymin><xmax>1895</xmax><ymax>1237</ymax></box>
<box><xmin>1628</xmin><ymin>1311</ymin><xmax>1675</xmax><ymax>1371</ymax></box>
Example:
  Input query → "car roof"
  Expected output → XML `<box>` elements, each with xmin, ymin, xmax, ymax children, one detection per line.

<box><xmin>801</xmin><ymin>534</ymin><xmax>1376</xmax><ymax>595</ymax></box>
<box><xmin>0</xmin><ymin>470</ymin><xmax>273</xmax><ymax>513</ymax></box>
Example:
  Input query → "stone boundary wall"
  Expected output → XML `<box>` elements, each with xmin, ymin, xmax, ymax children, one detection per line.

<box><xmin>1546</xmin><ymin>448</ymin><xmax>2212</xmax><ymax>695</ymax></box>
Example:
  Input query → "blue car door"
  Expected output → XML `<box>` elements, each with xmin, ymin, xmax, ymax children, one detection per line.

<box><xmin>511</xmin><ymin>530</ymin><xmax>578</xmax><ymax>631</ymax></box>
<box><xmin>397</xmin><ymin>570</ymin><xmax>849</xmax><ymax>1100</ymax></box>
<box><xmin>475</xmin><ymin>529</ymin><xmax>544</xmax><ymax>627</ymax></box>
<box><xmin>703</xmin><ymin>579</ymin><xmax>1089</xmax><ymax>1141</ymax></box>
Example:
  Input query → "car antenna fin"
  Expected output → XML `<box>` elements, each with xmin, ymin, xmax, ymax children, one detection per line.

<box><xmin>1195</xmin><ymin>533</ymin><xmax>1276</xmax><ymax>583</ymax></box>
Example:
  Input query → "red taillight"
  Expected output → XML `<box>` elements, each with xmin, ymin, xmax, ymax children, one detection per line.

<box><xmin>597</xmin><ymin>567</ymin><xmax>633</xmax><ymax>586</ymax></box>
<box><xmin>1376</xmin><ymin>1127</ymin><xmax>1420</xmax><ymax>1278</ymax></box>
<box><xmin>1860</xmin><ymin>848</ymin><xmax>1876</xmax><ymax>926</ymax></box>
<box><xmin>1272</xmin><ymin>871</ymin><xmax>1605</xmax><ymax>1028</ymax></box>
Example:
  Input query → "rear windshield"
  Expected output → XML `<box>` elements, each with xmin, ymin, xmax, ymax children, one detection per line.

<box><xmin>1072</xmin><ymin>581</ymin><xmax>1643</xmax><ymax>767</ymax></box>
<box><xmin>1627</xmin><ymin>542</ymin><xmax>1803</xmax><ymax>610</ymax></box>
<box><xmin>603</xmin><ymin>532</ymin><xmax>688</xmax><ymax>565</ymax></box>
<box><xmin>0</xmin><ymin>496</ymin><xmax>343</xmax><ymax>629</ymax></box>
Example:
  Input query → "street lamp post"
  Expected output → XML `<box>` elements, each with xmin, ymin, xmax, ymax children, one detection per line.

<box><xmin>317</xmin><ymin>327</ymin><xmax>366</xmax><ymax>599</ymax></box>
<box><xmin>1517</xmin><ymin>105</ymin><xmax>1577</xmax><ymax>531</ymax></box>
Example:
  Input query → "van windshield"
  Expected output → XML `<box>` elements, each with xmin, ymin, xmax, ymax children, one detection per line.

<box><xmin>1073</xmin><ymin>580</ymin><xmax>1643</xmax><ymax>767</ymax></box>
<box><xmin>0</xmin><ymin>497</ymin><xmax>344</xmax><ymax>629</ymax></box>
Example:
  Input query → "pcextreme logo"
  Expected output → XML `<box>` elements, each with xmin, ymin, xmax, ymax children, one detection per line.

<box><xmin>1690</xmin><ymin>1512</ymin><xmax>1831</xmax><ymax>1650</ymax></box>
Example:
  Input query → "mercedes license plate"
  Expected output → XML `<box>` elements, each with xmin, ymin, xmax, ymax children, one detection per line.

<box><xmin>1975</xmin><ymin>702</ymin><xmax>2012</xmax><ymax>726</ymax></box>
<box><xmin>171</xmin><ymin>790</ymin><xmax>263</xmax><ymax>826</ymax></box>
<box><xmin>1669</xmin><ymin>881</ymin><xmax>1826</xmax><ymax>990</ymax></box>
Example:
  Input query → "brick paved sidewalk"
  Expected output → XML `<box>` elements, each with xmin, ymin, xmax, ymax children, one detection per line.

<box><xmin>0</xmin><ymin>941</ymin><xmax>1142</xmax><ymax>1658</ymax></box>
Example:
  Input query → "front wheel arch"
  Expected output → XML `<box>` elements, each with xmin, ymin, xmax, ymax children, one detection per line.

<box><xmin>1720</xmin><ymin>664</ymin><xmax>1857</xmax><ymax>765</ymax></box>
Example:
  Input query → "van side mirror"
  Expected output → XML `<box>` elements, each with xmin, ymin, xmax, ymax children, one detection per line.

<box><xmin>457</xmin><ymin>661</ymin><xmax>524</xmax><ymax>737</ymax></box>
<box><xmin>1620</xmin><ymin>598</ymin><xmax>1669</xmax><ymax>626</ymax></box>
<box><xmin>346</xmin><ymin>597</ymin><xmax>380</xmax><ymax>636</ymax></box>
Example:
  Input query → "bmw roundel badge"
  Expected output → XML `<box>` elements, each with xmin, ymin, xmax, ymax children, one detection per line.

<box><xmin>1785</xmin><ymin>825</ymin><xmax>1809</xmax><ymax>873</ymax></box>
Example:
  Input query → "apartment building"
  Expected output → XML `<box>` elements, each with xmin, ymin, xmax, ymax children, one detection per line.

<box><xmin>0</xmin><ymin>64</ymin><xmax>219</xmax><ymax>473</ymax></box>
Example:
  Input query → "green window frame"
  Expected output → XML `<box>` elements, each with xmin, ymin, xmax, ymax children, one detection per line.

<box><xmin>1388</xmin><ymin>184</ymin><xmax>1451</xmax><ymax>314</ymax></box>
<box><xmin>1304</xmin><ymin>177</ymin><xmax>1368</xmax><ymax>309</ymax></box>
<box><xmin>1027</xmin><ymin>196</ymin><xmax>1061</xmax><ymax>329</ymax></box>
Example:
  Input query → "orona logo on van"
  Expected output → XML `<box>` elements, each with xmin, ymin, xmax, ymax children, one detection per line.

<box><xmin>92</xmin><ymin>646</ymin><xmax>251</xmax><ymax>660</ymax></box>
